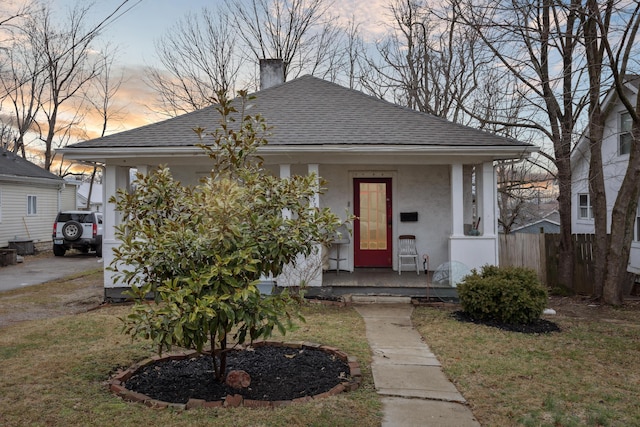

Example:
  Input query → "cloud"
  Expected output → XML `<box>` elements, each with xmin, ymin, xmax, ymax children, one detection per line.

<box><xmin>332</xmin><ymin>0</ymin><xmax>393</xmax><ymax>40</ymax></box>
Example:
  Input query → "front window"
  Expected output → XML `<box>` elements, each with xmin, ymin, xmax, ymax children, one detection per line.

<box><xmin>27</xmin><ymin>195</ymin><xmax>37</xmax><ymax>215</ymax></box>
<box><xmin>620</xmin><ymin>111</ymin><xmax>632</xmax><ymax>155</ymax></box>
<box><xmin>578</xmin><ymin>193</ymin><xmax>593</xmax><ymax>220</ymax></box>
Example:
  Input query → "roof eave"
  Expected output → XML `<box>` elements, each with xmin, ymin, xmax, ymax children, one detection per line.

<box><xmin>0</xmin><ymin>174</ymin><xmax>65</xmax><ymax>187</ymax></box>
<box><xmin>60</xmin><ymin>144</ymin><xmax>538</xmax><ymax>162</ymax></box>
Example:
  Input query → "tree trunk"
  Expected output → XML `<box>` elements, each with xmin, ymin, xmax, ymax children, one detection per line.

<box><xmin>556</xmin><ymin>158</ymin><xmax>574</xmax><ymax>289</ymax></box>
<box><xmin>588</xmin><ymin>119</ymin><xmax>607</xmax><ymax>298</ymax></box>
<box><xmin>602</xmin><ymin>99</ymin><xmax>640</xmax><ymax>305</ymax></box>
<box><xmin>583</xmin><ymin>0</ymin><xmax>608</xmax><ymax>298</ymax></box>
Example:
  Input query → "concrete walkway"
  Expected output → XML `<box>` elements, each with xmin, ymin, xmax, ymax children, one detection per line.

<box><xmin>0</xmin><ymin>253</ymin><xmax>101</xmax><ymax>292</ymax></box>
<box><xmin>354</xmin><ymin>302</ymin><xmax>481</xmax><ymax>427</ymax></box>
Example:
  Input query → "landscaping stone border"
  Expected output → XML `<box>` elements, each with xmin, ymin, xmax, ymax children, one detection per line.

<box><xmin>107</xmin><ymin>340</ymin><xmax>362</xmax><ymax>410</ymax></box>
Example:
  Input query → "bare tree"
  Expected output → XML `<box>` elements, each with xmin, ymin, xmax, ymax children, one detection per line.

<box><xmin>453</xmin><ymin>0</ymin><xmax>588</xmax><ymax>290</ymax></box>
<box><xmin>0</xmin><ymin>35</ymin><xmax>46</xmax><ymax>157</ymax></box>
<box><xmin>225</xmin><ymin>0</ymin><xmax>339</xmax><ymax>81</ymax></box>
<box><xmin>362</xmin><ymin>0</ymin><xmax>495</xmax><ymax>124</ymax></box>
<box><xmin>0</xmin><ymin>1</ymin><xmax>31</xmax><ymax>30</ymax></box>
<box><xmin>83</xmin><ymin>44</ymin><xmax>124</xmax><ymax>208</ymax></box>
<box><xmin>582</xmin><ymin>0</ymin><xmax>640</xmax><ymax>304</ymax></box>
<box><xmin>32</xmin><ymin>4</ymin><xmax>104</xmax><ymax>170</ymax></box>
<box><xmin>343</xmin><ymin>18</ymin><xmax>366</xmax><ymax>90</ymax></box>
<box><xmin>0</xmin><ymin>120</ymin><xmax>17</xmax><ymax>151</ymax></box>
<box><xmin>146</xmin><ymin>7</ymin><xmax>242</xmax><ymax>116</ymax></box>
<box><xmin>0</xmin><ymin>1</ymin><xmax>139</xmax><ymax>168</ymax></box>
<box><xmin>497</xmin><ymin>161</ymin><xmax>557</xmax><ymax>234</ymax></box>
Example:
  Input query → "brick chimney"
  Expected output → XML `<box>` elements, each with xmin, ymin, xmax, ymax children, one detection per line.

<box><xmin>260</xmin><ymin>59</ymin><xmax>285</xmax><ymax>90</ymax></box>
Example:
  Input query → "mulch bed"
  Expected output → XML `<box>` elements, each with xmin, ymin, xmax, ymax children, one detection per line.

<box><xmin>452</xmin><ymin>311</ymin><xmax>561</xmax><ymax>334</ymax></box>
<box><xmin>123</xmin><ymin>345</ymin><xmax>351</xmax><ymax>404</ymax></box>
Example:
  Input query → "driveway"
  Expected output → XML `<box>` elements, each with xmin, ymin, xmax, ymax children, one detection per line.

<box><xmin>0</xmin><ymin>252</ymin><xmax>102</xmax><ymax>292</ymax></box>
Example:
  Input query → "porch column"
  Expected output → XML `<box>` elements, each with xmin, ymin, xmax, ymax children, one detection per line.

<box><xmin>280</xmin><ymin>164</ymin><xmax>291</xmax><ymax>219</ymax></box>
<box><xmin>450</xmin><ymin>163</ymin><xmax>465</xmax><ymax>236</ymax></box>
<box><xmin>307</xmin><ymin>163</ymin><xmax>320</xmax><ymax>208</ymax></box>
<box><xmin>307</xmin><ymin>163</ymin><xmax>323</xmax><ymax>285</ymax></box>
<box><xmin>477</xmin><ymin>161</ymin><xmax>497</xmax><ymax>236</ymax></box>
<box><xmin>103</xmin><ymin>164</ymin><xmax>131</xmax><ymax>289</ymax></box>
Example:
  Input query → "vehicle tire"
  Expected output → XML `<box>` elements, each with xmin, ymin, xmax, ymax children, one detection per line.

<box><xmin>62</xmin><ymin>221</ymin><xmax>82</xmax><ymax>241</ymax></box>
<box><xmin>53</xmin><ymin>245</ymin><xmax>66</xmax><ymax>257</ymax></box>
<box><xmin>95</xmin><ymin>242</ymin><xmax>102</xmax><ymax>258</ymax></box>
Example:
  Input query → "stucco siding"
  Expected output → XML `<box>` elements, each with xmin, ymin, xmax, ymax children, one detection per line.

<box><xmin>319</xmin><ymin>164</ymin><xmax>452</xmax><ymax>271</ymax></box>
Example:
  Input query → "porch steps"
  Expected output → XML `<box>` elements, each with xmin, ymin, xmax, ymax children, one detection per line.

<box><xmin>349</xmin><ymin>295</ymin><xmax>412</xmax><ymax>304</ymax></box>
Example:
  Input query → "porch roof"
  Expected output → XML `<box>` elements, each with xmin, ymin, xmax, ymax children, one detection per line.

<box><xmin>62</xmin><ymin>75</ymin><xmax>536</xmax><ymax>160</ymax></box>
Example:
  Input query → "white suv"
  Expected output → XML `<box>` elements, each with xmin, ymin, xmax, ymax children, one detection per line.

<box><xmin>52</xmin><ymin>211</ymin><xmax>103</xmax><ymax>257</ymax></box>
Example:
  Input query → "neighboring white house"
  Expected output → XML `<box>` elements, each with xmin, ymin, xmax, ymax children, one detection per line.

<box><xmin>77</xmin><ymin>182</ymin><xmax>103</xmax><ymax>211</ymax></box>
<box><xmin>571</xmin><ymin>76</ymin><xmax>640</xmax><ymax>273</ymax></box>
<box><xmin>61</xmin><ymin>60</ymin><xmax>537</xmax><ymax>297</ymax></box>
<box><xmin>0</xmin><ymin>148</ymin><xmax>77</xmax><ymax>250</ymax></box>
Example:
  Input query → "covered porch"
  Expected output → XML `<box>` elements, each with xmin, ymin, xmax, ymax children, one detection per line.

<box><xmin>97</xmin><ymin>153</ymin><xmax>500</xmax><ymax>296</ymax></box>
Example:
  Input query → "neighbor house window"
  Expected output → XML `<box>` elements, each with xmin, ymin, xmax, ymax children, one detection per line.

<box><xmin>578</xmin><ymin>193</ymin><xmax>593</xmax><ymax>220</ymax></box>
<box><xmin>27</xmin><ymin>195</ymin><xmax>37</xmax><ymax>215</ymax></box>
<box><xmin>620</xmin><ymin>111</ymin><xmax>632</xmax><ymax>155</ymax></box>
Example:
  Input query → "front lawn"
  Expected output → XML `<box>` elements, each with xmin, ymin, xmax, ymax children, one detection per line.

<box><xmin>412</xmin><ymin>301</ymin><xmax>640</xmax><ymax>426</ymax></box>
<box><xmin>0</xmin><ymin>280</ymin><xmax>381</xmax><ymax>427</ymax></box>
<box><xmin>3</xmin><ymin>270</ymin><xmax>638</xmax><ymax>427</ymax></box>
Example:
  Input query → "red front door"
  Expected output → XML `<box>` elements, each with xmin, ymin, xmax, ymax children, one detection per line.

<box><xmin>354</xmin><ymin>178</ymin><xmax>392</xmax><ymax>267</ymax></box>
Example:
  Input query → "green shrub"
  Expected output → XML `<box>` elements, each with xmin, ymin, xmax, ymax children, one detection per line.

<box><xmin>110</xmin><ymin>91</ymin><xmax>342</xmax><ymax>382</ymax></box>
<box><xmin>457</xmin><ymin>265</ymin><xmax>548</xmax><ymax>324</ymax></box>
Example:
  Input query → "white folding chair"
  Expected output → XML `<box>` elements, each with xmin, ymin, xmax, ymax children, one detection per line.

<box><xmin>398</xmin><ymin>234</ymin><xmax>419</xmax><ymax>275</ymax></box>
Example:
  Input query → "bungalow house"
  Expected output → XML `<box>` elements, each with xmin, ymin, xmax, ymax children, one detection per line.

<box><xmin>0</xmin><ymin>148</ymin><xmax>77</xmax><ymax>252</ymax></box>
<box><xmin>60</xmin><ymin>60</ymin><xmax>537</xmax><ymax>299</ymax></box>
<box><xmin>571</xmin><ymin>75</ymin><xmax>640</xmax><ymax>273</ymax></box>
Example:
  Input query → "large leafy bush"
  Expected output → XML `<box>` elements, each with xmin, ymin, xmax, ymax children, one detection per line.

<box><xmin>457</xmin><ymin>265</ymin><xmax>548</xmax><ymax>324</ymax></box>
<box><xmin>110</xmin><ymin>92</ymin><xmax>341</xmax><ymax>381</ymax></box>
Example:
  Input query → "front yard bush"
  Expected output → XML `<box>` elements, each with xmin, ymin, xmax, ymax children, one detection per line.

<box><xmin>110</xmin><ymin>91</ymin><xmax>341</xmax><ymax>383</ymax></box>
<box><xmin>457</xmin><ymin>265</ymin><xmax>547</xmax><ymax>324</ymax></box>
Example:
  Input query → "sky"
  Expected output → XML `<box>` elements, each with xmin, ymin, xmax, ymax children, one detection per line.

<box><xmin>60</xmin><ymin>0</ymin><xmax>390</xmax><ymax>68</ymax></box>
<box><xmin>45</xmin><ymin>0</ymin><xmax>392</xmax><ymax>137</ymax></box>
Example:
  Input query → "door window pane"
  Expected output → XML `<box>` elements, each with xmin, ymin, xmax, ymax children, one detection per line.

<box><xmin>359</xmin><ymin>182</ymin><xmax>387</xmax><ymax>250</ymax></box>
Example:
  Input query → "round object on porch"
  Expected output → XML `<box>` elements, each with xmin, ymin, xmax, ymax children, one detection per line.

<box><xmin>432</xmin><ymin>261</ymin><xmax>471</xmax><ymax>288</ymax></box>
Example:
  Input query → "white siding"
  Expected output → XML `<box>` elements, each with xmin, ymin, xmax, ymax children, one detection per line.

<box><xmin>59</xmin><ymin>184</ymin><xmax>77</xmax><ymax>211</ymax></box>
<box><xmin>0</xmin><ymin>181</ymin><xmax>60</xmax><ymax>247</ymax></box>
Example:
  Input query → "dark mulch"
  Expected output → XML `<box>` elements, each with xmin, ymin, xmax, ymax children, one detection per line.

<box><xmin>124</xmin><ymin>346</ymin><xmax>350</xmax><ymax>404</ymax></box>
<box><xmin>452</xmin><ymin>311</ymin><xmax>561</xmax><ymax>334</ymax></box>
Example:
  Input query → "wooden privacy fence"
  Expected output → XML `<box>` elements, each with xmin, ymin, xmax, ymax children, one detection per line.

<box><xmin>498</xmin><ymin>233</ymin><xmax>546</xmax><ymax>283</ymax></box>
<box><xmin>498</xmin><ymin>233</ymin><xmax>597</xmax><ymax>294</ymax></box>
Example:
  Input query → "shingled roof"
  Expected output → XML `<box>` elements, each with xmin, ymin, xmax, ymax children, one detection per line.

<box><xmin>68</xmin><ymin>75</ymin><xmax>532</xmax><ymax>151</ymax></box>
<box><xmin>0</xmin><ymin>149</ymin><xmax>63</xmax><ymax>183</ymax></box>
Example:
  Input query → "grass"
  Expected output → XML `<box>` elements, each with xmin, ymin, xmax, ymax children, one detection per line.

<box><xmin>412</xmin><ymin>304</ymin><xmax>640</xmax><ymax>426</ymax></box>
<box><xmin>0</xmin><ymin>268</ymin><xmax>103</xmax><ymax>324</ymax></box>
<box><xmin>5</xmin><ymin>270</ymin><xmax>638</xmax><ymax>426</ymax></box>
<box><xmin>0</xmin><ymin>278</ymin><xmax>382</xmax><ymax>427</ymax></box>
